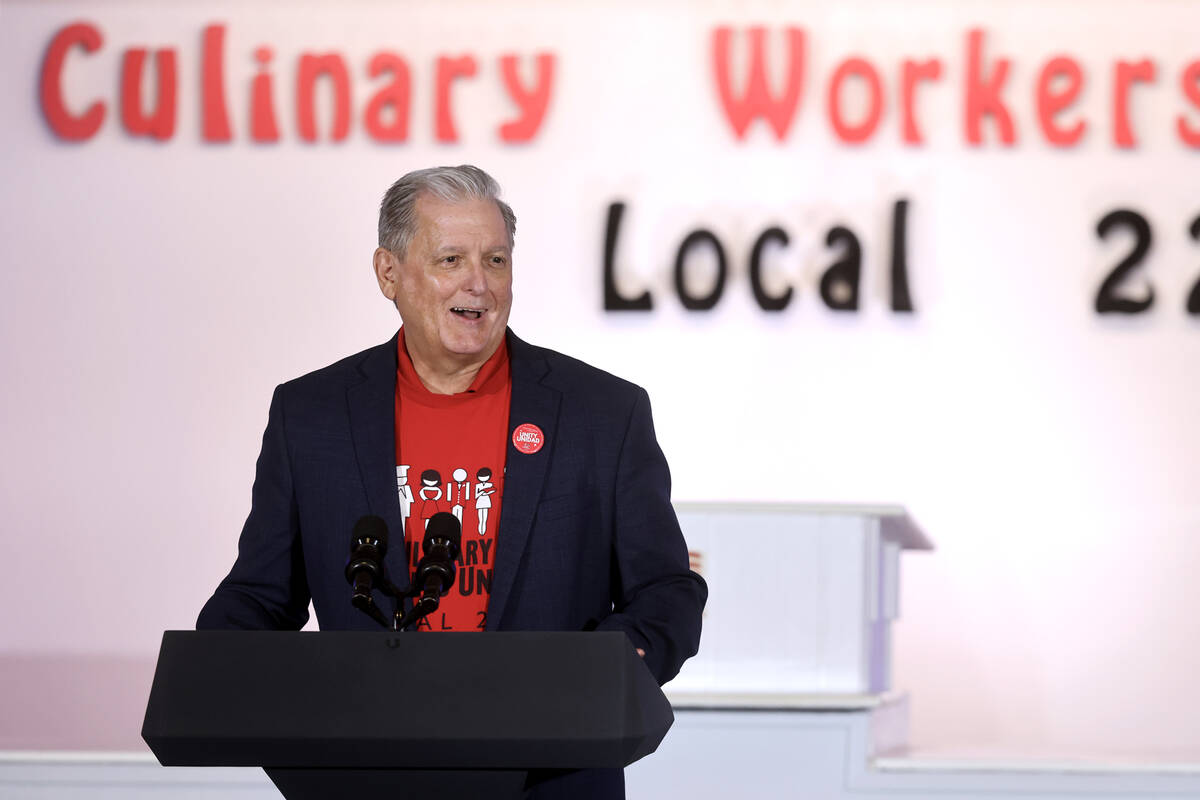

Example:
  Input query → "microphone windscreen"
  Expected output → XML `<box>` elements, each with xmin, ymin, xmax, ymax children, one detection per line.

<box><xmin>351</xmin><ymin>515</ymin><xmax>389</xmax><ymax>554</ymax></box>
<box><xmin>424</xmin><ymin>511</ymin><xmax>462</xmax><ymax>552</ymax></box>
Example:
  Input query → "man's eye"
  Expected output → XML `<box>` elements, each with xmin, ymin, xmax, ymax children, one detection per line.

<box><xmin>443</xmin><ymin>255</ymin><xmax>459</xmax><ymax>265</ymax></box>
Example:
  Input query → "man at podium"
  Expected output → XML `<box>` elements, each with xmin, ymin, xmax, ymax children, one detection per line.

<box><xmin>196</xmin><ymin>165</ymin><xmax>707</xmax><ymax>798</ymax></box>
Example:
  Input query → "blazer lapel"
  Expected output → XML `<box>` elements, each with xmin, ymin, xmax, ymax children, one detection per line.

<box><xmin>487</xmin><ymin>332</ymin><xmax>561</xmax><ymax>629</ymax></box>
<box><xmin>346</xmin><ymin>333</ymin><xmax>409</xmax><ymax>590</ymax></box>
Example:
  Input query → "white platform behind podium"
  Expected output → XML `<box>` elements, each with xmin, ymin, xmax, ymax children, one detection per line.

<box><xmin>665</xmin><ymin>502</ymin><xmax>933</xmax><ymax>702</ymax></box>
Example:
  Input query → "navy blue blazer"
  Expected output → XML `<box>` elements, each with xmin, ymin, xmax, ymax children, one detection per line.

<box><xmin>197</xmin><ymin>330</ymin><xmax>706</xmax><ymax>685</ymax></box>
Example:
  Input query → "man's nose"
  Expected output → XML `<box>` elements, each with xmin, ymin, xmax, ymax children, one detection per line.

<box><xmin>461</xmin><ymin>256</ymin><xmax>488</xmax><ymax>293</ymax></box>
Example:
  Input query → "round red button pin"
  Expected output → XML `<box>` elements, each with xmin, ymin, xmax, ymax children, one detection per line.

<box><xmin>512</xmin><ymin>423</ymin><xmax>544</xmax><ymax>454</ymax></box>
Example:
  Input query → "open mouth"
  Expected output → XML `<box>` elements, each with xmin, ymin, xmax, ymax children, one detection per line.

<box><xmin>451</xmin><ymin>306</ymin><xmax>485</xmax><ymax>320</ymax></box>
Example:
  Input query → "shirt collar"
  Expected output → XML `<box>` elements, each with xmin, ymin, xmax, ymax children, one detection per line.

<box><xmin>396</xmin><ymin>327</ymin><xmax>510</xmax><ymax>400</ymax></box>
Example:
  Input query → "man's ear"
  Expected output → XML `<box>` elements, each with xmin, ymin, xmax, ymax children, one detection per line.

<box><xmin>373</xmin><ymin>247</ymin><xmax>399</xmax><ymax>301</ymax></box>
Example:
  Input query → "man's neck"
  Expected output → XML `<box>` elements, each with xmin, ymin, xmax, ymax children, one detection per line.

<box><xmin>406</xmin><ymin>347</ymin><xmax>490</xmax><ymax>395</ymax></box>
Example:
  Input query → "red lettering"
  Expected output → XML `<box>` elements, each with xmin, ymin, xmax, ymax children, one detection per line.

<box><xmin>39</xmin><ymin>22</ymin><xmax>105</xmax><ymax>141</ymax></box>
<box><xmin>1035</xmin><ymin>55</ymin><xmax>1085</xmax><ymax>146</ymax></box>
<box><xmin>435</xmin><ymin>55</ymin><xmax>478</xmax><ymax>142</ymax></box>
<box><xmin>964</xmin><ymin>28</ymin><xmax>1015</xmax><ymax>145</ymax></box>
<box><xmin>497</xmin><ymin>53</ymin><xmax>555</xmax><ymax>142</ymax></box>
<box><xmin>900</xmin><ymin>58</ymin><xmax>942</xmax><ymax>144</ymax></box>
<box><xmin>364</xmin><ymin>52</ymin><xmax>411</xmax><ymax>142</ymax></box>
<box><xmin>201</xmin><ymin>24</ymin><xmax>231</xmax><ymax>142</ymax></box>
<box><xmin>711</xmin><ymin>26</ymin><xmax>805</xmax><ymax>141</ymax></box>
<box><xmin>251</xmin><ymin>47</ymin><xmax>280</xmax><ymax>142</ymax></box>
<box><xmin>297</xmin><ymin>53</ymin><xmax>351</xmax><ymax>142</ymax></box>
<box><xmin>1113</xmin><ymin>58</ymin><xmax>1156</xmax><ymax>148</ymax></box>
<box><xmin>1178</xmin><ymin>60</ymin><xmax>1200</xmax><ymax>148</ymax></box>
<box><xmin>827</xmin><ymin>56</ymin><xmax>884</xmax><ymax>144</ymax></box>
<box><xmin>120</xmin><ymin>48</ymin><xmax>177</xmax><ymax>140</ymax></box>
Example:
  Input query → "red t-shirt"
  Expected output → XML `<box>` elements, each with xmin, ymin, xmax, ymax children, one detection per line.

<box><xmin>394</xmin><ymin>329</ymin><xmax>510</xmax><ymax>632</ymax></box>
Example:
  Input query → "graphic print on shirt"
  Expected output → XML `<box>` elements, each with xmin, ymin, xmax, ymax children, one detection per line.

<box><xmin>400</xmin><ymin>464</ymin><xmax>499</xmax><ymax>539</ymax></box>
<box><xmin>396</xmin><ymin>465</ymin><xmax>414</xmax><ymax>533</ymax></box>
<box><xmin>448</xmin><ymin>467</ymin><xmax>471</xmax><ymax>524</ymax></box>
<box><xmin>418</xmin><ymin>469</ymin><xmax>443</xmax><ymax>529</ymax></box>
<box><xmin>474</xmin><ymin>467</ymin><xmax>495</xmax><ymax>536</ymax></box>
<box><xmin>400</xmin><ymin>460</ymin><xmax>501</xmax><ymax>631</ymax></box>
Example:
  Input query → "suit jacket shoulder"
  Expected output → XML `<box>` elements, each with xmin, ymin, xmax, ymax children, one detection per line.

<box><xmin>508</xmin><ymin>333</ymin><xmax>648</xmax><ymax>419</ymax></box>
<box><xmin>280</xmin><ymin>336</ymin><xmax>397</xmax><ymax>398</ymax></box>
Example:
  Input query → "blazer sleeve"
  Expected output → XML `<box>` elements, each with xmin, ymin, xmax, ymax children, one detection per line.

<box><xmin>196</xmin><ymin>385</ymin><xmax>311</xmax><ymax>630</ymax></box>
<box><xmin>594</xmin><ymin>388</ymin><xmax>707</xmax><ymax>684</ymax></box>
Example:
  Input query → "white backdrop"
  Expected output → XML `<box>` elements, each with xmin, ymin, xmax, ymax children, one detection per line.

<box><xmin>2</xmin><ymin>0</ymin><xmax>1199</xmax><ymax>756</ymax></box>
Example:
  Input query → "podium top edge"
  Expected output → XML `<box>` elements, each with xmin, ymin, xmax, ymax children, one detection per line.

<box><xmin>673</xmin><ymin>501</ymin><xmax>935</xmax><ymax>550</ymax></box>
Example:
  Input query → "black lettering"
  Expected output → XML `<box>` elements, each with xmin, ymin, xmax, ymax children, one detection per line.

<box><xmin>603</xmin><ymin>202</ymin><xmax>653</xmax><ymax>310</ymax></box>
<box><xmin>458</xmin><ymin>566</ymin><xmax>475</xmax><ymax>595</ymax></box>
<box><xmin>463</xmin><ymin>539</ymin><xmax>479</xmax><ymax>566</ymax></box>
<box><xmin>477</xmin><ymin>568</ymin><xmax>492</xmax><ymax>595</ymax></box>
<box><xmin>438</xmin><ymin>613</ymin><xmax>453</xmax><ymax>630</ymax></box>
<box><xmin>890</xmin><ymin>198</ymin><xmax>914</xmax><ymax>312</ymax></box>
<box><xmin>479</xmin><ymin>538</ymin><xmax>492</xmax><ymax>564</ymax></box>
<box><xmin>1187</xmin><ymin>213</ymin><xmax>1200</xmax><ymax>315</ymax></box>
<box><xmin>674</xmin><ymin>229</ymin><xmax>727</xmax><ymax>310</ymax></box>
<box><xmin>749</xmin><ymin>226</ymin><xmax>792</xmax><ymax>311</ymax></box>
<box><xmin>476</xmin><ymin>611</ymin><xmax>487</xmax><ymax>630</ymax></box>
<box><xmin>1095</xmin><ymin>209</ymin><xmax>1154</xmax><ymax>314</ymax></box>
<box><xmin>820</xmin><ymin>226</ymin><xmax>861</xmax><ymax>311</ymax></box>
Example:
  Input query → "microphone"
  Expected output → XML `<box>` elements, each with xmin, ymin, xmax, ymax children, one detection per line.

<box><xmin>345</xmin><ymin>516</ymin><xmax>389</xmax><ymax>622</ymax></box>
<box><xmin>414</xmin><ymin>511</ymin><xmax>462</xmax><ymax>603</ymax></box>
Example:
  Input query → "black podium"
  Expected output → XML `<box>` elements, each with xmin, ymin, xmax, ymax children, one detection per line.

<box><xmin>142</xmin><ymin>630</ymin><xmax>673</xmax><ymax>799</ymax></box>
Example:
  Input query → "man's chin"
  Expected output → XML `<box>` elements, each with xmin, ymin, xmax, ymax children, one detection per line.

<box><xmin>440</xmin><ymin>334</ymin><xmax>503</xmax><ymax>361</ymax></box>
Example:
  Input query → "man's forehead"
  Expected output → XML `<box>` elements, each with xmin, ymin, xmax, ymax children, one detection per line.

<box><xmin>413</xmin><ymin>196</ymin><xmax>509</xmax><ymax>246</ymax></box>
<box><xmin>414</xmin><ymin>192</ymin><xmax>501</xmax><ymax>220</ymax></box>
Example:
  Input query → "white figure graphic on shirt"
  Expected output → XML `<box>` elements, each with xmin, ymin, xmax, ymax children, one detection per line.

<box><xmin>418</xmin><ymin>469</ymin><xmax>442</xmax><ymax>530</ymax></box>
<box><xmin>449</xmin><ymin>467</ymin><xmax>470</xmax><ymax>524</ymax></box>
<box><xmin>396</xmin><ymin>465</ymin><xmax>414</xmax><ymax>534</ymax></box>
<box><xmin>474</xmin><ymin>467</ymin><xmax>495</xmax><ymax>536</ymax></box>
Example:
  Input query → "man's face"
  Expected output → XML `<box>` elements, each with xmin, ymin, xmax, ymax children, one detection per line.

<box><xmin>376</xmin><ymin>194</ymin><xmax>512</xmax><ymax>374</ymax></box>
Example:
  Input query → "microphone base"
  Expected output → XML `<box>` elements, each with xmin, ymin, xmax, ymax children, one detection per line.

<box><xmin>394</xmin><ymin>595</ymin><xmax>439</xmax><ymax>632</ymax></box>
<box><xmin>350</xmin><ymin>593</ymin><xmax>390</xmax><ymax>630</ymax></box>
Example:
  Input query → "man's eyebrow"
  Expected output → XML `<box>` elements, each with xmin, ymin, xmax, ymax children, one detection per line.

<box><xmin>431</xmin><ymin>243</ymin><xmax>509</xmax><ymax>254</ymax></box>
